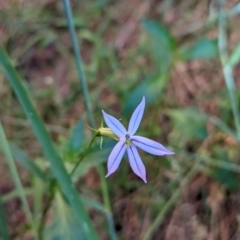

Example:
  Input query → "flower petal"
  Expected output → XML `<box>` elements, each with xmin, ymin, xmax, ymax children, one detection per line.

<box><xmin>106</xmin><ymin>140</ymin><xmax>126</xmax><ymax>177</ymax></box>
<box><xmin>127</xmin><ymin>145</ymin><xmax>147</xmax><ymax>183</ymax></box>
<box><xmin>128</xmin><ymin>96</ymin><xmax>145</xmax><ymax>135</ymax></box>
<box><xmin>131</xmin><ymin>136</ymin><xmax>174</xmax><ymax>156</ymax></box>
<box><xmin>102</xmin><ymin>110</ymin><xmax>127</xmax><ymax>138</ymax></box>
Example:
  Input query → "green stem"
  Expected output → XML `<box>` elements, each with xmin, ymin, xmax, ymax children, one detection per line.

<box><xmin>218</xmin><ymin>0</ymin><xmax>240</xmax><ymax>140</ymax></box>
<box><xmin>106</xmin><ymin>212</ymin><xmax>117</xmax><ymax>240</ymax></box>
<box><xmin>71</xmin><ymin>131</ymin><xmax>99</xmax><ymax>176</ymax></box>
<box><xmin>38</xmin><ymin>179</ymin><xmax>57</xmax><ymax>240</ymax></box>
<box><xmin>0</xmin><ymin>45</ymin><xmax>99</xmax><ymax>240</ymax></box>
<box><xmin>70</xmin><ymin>133</ymin><xmax>117</xmax><ymax>239</ymax></box>
<box><xmin>62</xmin><ymin>0</ymin><xmax>94</xmax><ymax>128</ymax></box>
<box><xmin>0</xmin><ymin>122</ymin><xmax>38</xmax><ymax>239</ymax></box>
<box><xmin>62</xmin><ymin>1</ymin><xmax>115</xmax><ymax>238</ymax></box>
<box><xmin>142</xmin><ymin>160</ymin><xmax>201</xmax><ymax>240</ymax></box>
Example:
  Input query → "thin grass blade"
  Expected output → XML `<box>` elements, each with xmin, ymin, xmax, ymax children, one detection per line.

<box><xmin>0</xmin><ymin>122</ymin><xmax>37</xmax><ymax>238</ymax></box>
<box><xmin>0</xmin><ymin>45</ymin><xmax>99</xmax><ymax>240</ymax></box>
<box><xmin>218</xmin><ymin>0</ymin><xmax>240</xmax><ymax>140</ymax></box>
<box><xmin>0</xmin><ymin>196</ymin><xmax>10</xmax><ymax>240</ymax></box>
<box><xmin>10</xmin><ymin>144</ymin><xmax>47</xmax><ymax>182</ymax></box>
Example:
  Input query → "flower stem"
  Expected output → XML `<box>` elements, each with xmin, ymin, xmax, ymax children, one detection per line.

<box><xmin>71</xmin><ymin>131</ymin><xmax>99</xmax><ymax>176</ymax></box>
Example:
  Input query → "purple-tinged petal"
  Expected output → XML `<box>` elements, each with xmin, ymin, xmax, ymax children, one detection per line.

<box><xmin>106</xmin><ymin>140</ymin><xmax>126</xmax><ymax>178</ymax></box>
<box><xmin>127</xmin><ymin>145</ymin><xmax>147</xmax><ymax>183</ymax></box>
<box><xmin>128</xmin><ymin>96</ymin><xmax>145</xmax><ymax>135</ymax></box>
<box><xmin>131</xmin><ymin>136</ymin><xmax>174</xmax><ymax>156</ymax></box>
<box><xmin>102</xmin><ymin>110</ymin><xmax>127</xmax><ymax>138</ymax></box>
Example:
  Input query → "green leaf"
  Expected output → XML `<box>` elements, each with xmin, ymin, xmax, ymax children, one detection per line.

<box><xmin>142</xmin><ymin>19</ymin><xmax>176</xmax><ymax>72</ymax></box>
<box><xmin>228</xmin><ymin>43</ymin><xmax>240</xmax><ymax>67</ymax></box>
<box><xmin>40</xmin><ymin>30</ymin><xmax>58</xmax><ymax>48</ymax></box>
<box><xmin>210</xmin><ymin>167</ymin><xmax>239</xmax><ymax>191</ymax></box>
<box><xmin>209</xmin><ymin>116</ymin><xmax>237</xmax><ymax>140</ymax></box>
<box><xmin>10</xmin><ymin>144</ymin><xmax>47</xmax><ymax>182</ymax></box>
<box><xmin>142</xmin><ymin>20</ymin><xmax>176</xmax><ymax>49</ymax></box>
<box><xmin>166</xmin><ymin>108</ymin><xmax>208</xmax><ymax>140</ymax></box>
<box><xmin>44</xmin><ymin>191</ymin><xmax>87</xmax><ymax>240</ymax></box>
<box><xmin>68</xmin><ymin>118</ymin><xmax>84</xmax><ymax>153</ymax></box>
<box><xmin>123</xmin><ymin>74</ymin><xmax>169</xmax><ymax>115</ymax></box>
<box><xmin>71</xmin><ymin>140</ymin><xmax>115</xmax><ymax>180</ymax></box>
<box><xmin>181</xmin><ymin>38</ymin><xmax>218</xmax><ymax>60</ymax></box>
<box><xmin>81</xmin><ymin>196</ymin><xmax>108</xmax><ymax>213</ymax></box>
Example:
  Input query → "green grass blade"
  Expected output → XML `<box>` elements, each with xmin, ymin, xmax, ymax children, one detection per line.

<box><xmin>0</xmin><ymin>122</ymin><xmax>37</xmax><ymax>238</ymax></box>
<box><xmin>81</xmin><ymin>196</ymin><xmax>108</xmax><ymax>213</ymax></box>
<box><xmin>10</xmin><ymin>144</ymin><xmax>47</xmax><ymax>182</ymax></box>
<box><xmin>2</xmin><ymin>188</ymin><xmax>33</xmax><ymax>203</ymax></box>
<box><xmin>218</xmin><ymin>0</ymin><xmax>240</xmax><ymax>140</ymax></box>
<box><xmin>33</xmin><ymin>176</ymin><xmax>45</xmax><ymax>229</ymax></box>
<box><xmin>0</xmin><ymin>45</ymin><xmax>99</xmax><ymax>240</ymax></box>
<box><xmin>228</xmin><ymin>43</ymin><xmax>240</xmax><ymax>67</ymax></box>
<box><xmin>62</xmin><ymin>0</ymin><xmax>94</xmax><ymax>128</ymax></box>
<box><xmin>106</xmin><ymin>212</ymin><xmax>117</xmax><ymax>240</ymax></box>
<box><xmin>209</xmin><ymin>116</ymin><xmax>238</xmax><ymax>140</ymax></box>
<box><xmin>0</xmin><ymin>196</ymin><xmax>10</xmax><ymax>240</ymax></box>
<box><xmin>62</xmin><ymin>2</ymin><xmax>116</xmax><ymax>239</ymax></box>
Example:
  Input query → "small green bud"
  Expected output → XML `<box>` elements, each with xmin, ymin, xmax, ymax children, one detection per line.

<box><xmin>88</xmin><ymin>125</ymin><xmax>119</xmax><ymax>149</ymax></box>
<box><xmin>98</xmin><ymin>127</ymin><xmax>119</xmax><ymax>141</ymax></box>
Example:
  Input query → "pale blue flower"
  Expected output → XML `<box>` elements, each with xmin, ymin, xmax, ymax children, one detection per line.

<box><xmin>102</xmin><ymin>96</ymin><xmax>174</xmax><ymax>183</ymax></box>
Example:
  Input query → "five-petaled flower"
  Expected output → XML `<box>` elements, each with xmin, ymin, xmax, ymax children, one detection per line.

<box><xmin>102</xmin><ymin>96</ymin><xmax>174</xmax><ymax>183</ymax></box>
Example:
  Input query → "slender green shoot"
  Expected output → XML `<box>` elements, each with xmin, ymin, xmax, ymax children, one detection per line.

<box><xmin>0</xmin><ymin>122</ymin><xmax>37</xmax><ymax>239</ymax></box>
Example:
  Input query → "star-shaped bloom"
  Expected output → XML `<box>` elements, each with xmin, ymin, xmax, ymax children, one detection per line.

<box><xmin>102</xmin><ymin>96</ymin><xmax>174</xmax><ymax>183</ymax></box>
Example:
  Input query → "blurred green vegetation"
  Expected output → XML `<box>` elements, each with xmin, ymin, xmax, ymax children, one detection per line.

<box><xmin>0</xmin><ymin>0</ymin><xmax>240</xmax><ymax>239</ymax></box>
